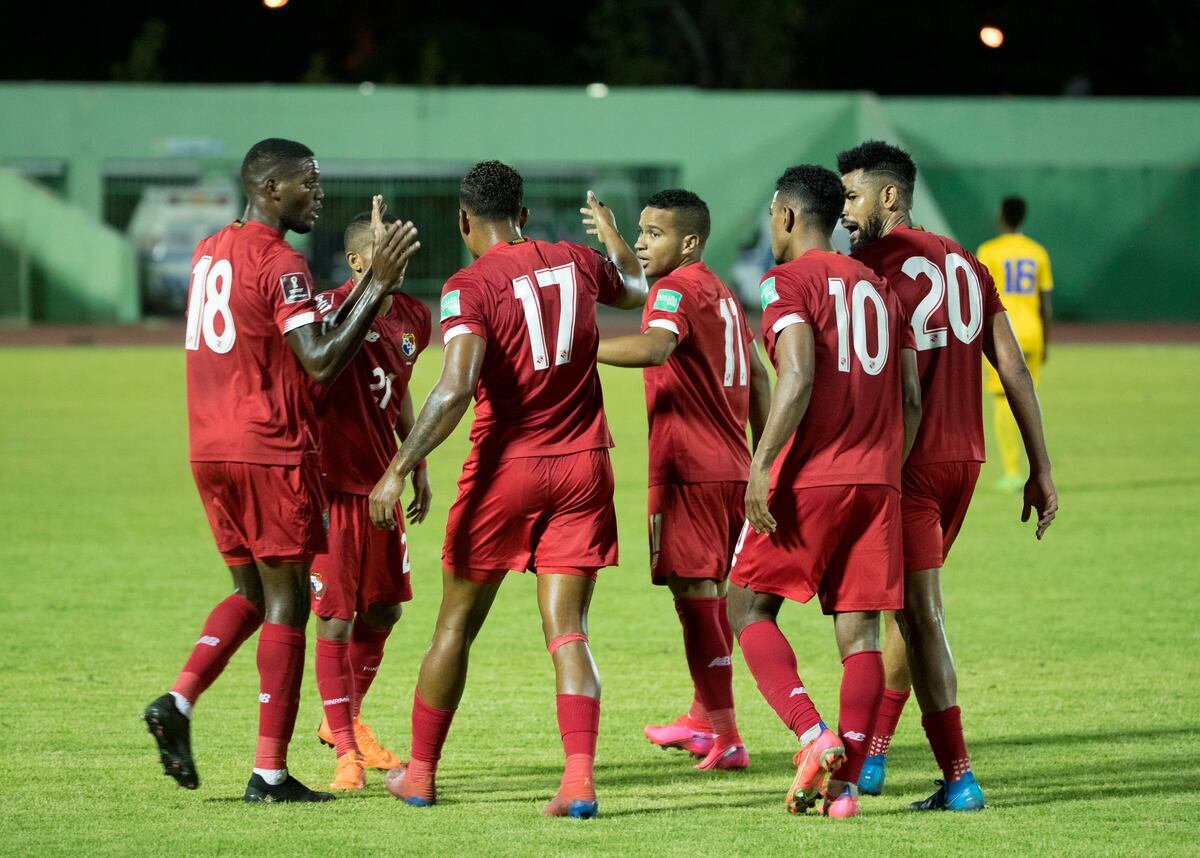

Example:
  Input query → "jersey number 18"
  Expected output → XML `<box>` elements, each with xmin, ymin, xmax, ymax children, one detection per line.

<box><xmin>185</xmin><ymin>256</ymin><xmax>236</xmax><ymax>353</ymax></box>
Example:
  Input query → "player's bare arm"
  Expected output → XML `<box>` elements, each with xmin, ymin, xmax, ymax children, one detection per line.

<box><xmin>745</xmin><ymin>323</ymin><xmax>815</xmax><ymax>535</ymax></box>
<box><xmin>983</xmin><ymin>312</ymin><xmax>1058</xmax><ymax>538</ymax></box>
<box><xmin>580</xmin><ymin>190</ymin><xmax>648</xmax><ymax>309</ymax></box>
<box><xmin>369</xmin><ymin>333</ymin><xmax>486</xmax><ymax>529</ymax></box>
<box><xmin>747</xmin><ymin>343</ymin><xmax>772</xmax><ymax>452</ymax></box>
<box><xmin>596</xmin><ymin>327</ymin><xmax>677</xmax><ymax>367</ymax></box>
<box><xmin>396</xmin><ymin>387</ymin><xmax>431</xmax><ymax>524</ymax></box>
<box><xmin>1041</xmin><ymin>290</ymin><xmax>1053</xmax><ymax>364</ymax></box>
<box><xmin>901</xmin><ymin>347</ymin><xmax>922</xmax><ymax>461</ymax></box>
<box><xmin>287</xmin><ymin>220</ymin><xmax>421</xmax><ymax>384</ymax></box>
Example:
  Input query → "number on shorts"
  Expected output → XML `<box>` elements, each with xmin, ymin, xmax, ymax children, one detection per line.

<box><xmin>512</xmin><ymin>262</ymin><xmax>578</xmax><ymax>371</ymax></box>
<box><xmin>903</xmin><ymin>253</ymin><xmax>982</xmax><ymax>350</ymax></box>
<box><xmin>827</xmin><ymin>277</ymin><xmax>890</xmax><ymax>376</ymax></box>
<box><xmin>185</xmin><ymin>256</ymin><xmax>236</xmax><ymax>354</ymax></box>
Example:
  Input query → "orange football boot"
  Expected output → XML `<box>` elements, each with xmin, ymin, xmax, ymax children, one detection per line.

<box><xmin>330</xmin><ymin>751</ymin><xmax>366</xmax><ymax>791</ymax></box>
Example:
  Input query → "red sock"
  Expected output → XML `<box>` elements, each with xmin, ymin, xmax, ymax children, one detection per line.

<box><xmin>170</xmin><ymin>594</ymin><xmax>261</xmax><ymax>704</ymax></box>
<box><xmin>406</xmin><ymin>688</ymin><xmax>455</xmax><ymax>797</ymax></box>
<box><xmin>831</xmin><ymin>650</ymin><xmax>884</xmax><ymax>785</ymax></box>
<box><xmin>349</xmin><ymin>618</ymin><xmax>391</xmax><ymax>718</ymax></box>
<box><xmin>315</xmin><ymin>638</ymin><xmax>357</xmax><ymax>757</ymax></box>
<box><xmin>867</xmin><ymin>687</ymin><xmax>910</xmax><ymax>757</ymax></box>
<box><xmin>737</xmin><ymin>620</ymin><xmax>822</xmax><ymax>741</ymax></box>
<box><xmin>254</xmin><ymin>623</ymin><xmax>306</xmax><ymax>770</ymax></box>
<box><xmin>676</xmin><ymin>597</ymin><xmax>740</xmax><ymax>743</ymax></box>
<box><xmin>922</xmin><ymin>705</ymin><xmax>971</xmax><ymax>782</ymax></box>
<box><xmin>556</xmin><ymin>694</ymin><xmax>599</xmax><ymax>800</ymax></box>
<box><xmin>672</xmin><ymin>600</ymin><xmax>711</xmax><ymax>729</ymax></box>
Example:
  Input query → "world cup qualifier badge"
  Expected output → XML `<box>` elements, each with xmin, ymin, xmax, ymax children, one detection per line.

<box><xmin>401</xmin><ymin>332</ymin><xmax>417</xmax><ymax>358</ymax></box>
<box><xmin>310</xmin><ymin>572</ymin><xmax>325</xmax><ymax>600</ymax></box>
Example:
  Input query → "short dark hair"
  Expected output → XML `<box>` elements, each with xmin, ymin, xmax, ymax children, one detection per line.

<box><xmin>775</xmin><ymin>165</ymin><xmax>845</xmax><ymax>232</ymax></box>
<box><xmin>459</xmin><ymin>160</ymin><xmax>523</xmax><ymax>219</ymax></box>
<box><xmin>836</xmin><ymin>140</ymin><xmax>917</xmax><ymax>204</ymax></box>
<box><xmin>344</xmin><ymin>209</ymin><xmax>399</xmax><ymax>254</ymax></box>
<box><xmin>1001</xmin><ymin>196</ymin><xmax>1027</xmax><ymax>229</ymax></box>
<box><xmin>644</xmin><ymin>188</ymin><xmax>711</xmax><ymax>244</ymax></box>
<box><xmin>240</xmin><ymin>138</ymin><xmax>314</xmax><ymax>193</ymax></box>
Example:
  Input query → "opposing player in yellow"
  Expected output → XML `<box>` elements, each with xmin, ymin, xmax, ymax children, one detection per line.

<box><xmin>976</xmin><ymin>196</ymin><xmax>1053</xmax><ymax>492</ymax></box>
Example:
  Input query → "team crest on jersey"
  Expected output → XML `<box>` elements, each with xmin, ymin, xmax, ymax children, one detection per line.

<box><xmin>760</xmin><ymin>276</ymin><xmax>779</xmax><ymax>309</ymax></box>
<box><xmin>310</xmin><ymin>572</ymin><xmax>325</xmax><ymax>600</ymax></box>
<box><xmin>280</xmin><ymin>272</ymin><xmax>313</xmax><ymax>304</ymax></box>
<box><xmin>401</xmin><ymin>332</ymin><xmax>417</xmax><ymax>357</ymax></box>
<box><xmin>441</xmin><ymin>290</ymin><xmax>461</xmax><ymax>320</ymax></box>
<box><xmin>652</xmin><ymin>289</ymin><xmax>682</xmax><ymax>313</ymax></box>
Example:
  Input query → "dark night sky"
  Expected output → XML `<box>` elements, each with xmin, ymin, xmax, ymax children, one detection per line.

<box><xmin>5</xmin><ymin>1</ymin><xmax>1197</xmax><ymax>95</ymax></box>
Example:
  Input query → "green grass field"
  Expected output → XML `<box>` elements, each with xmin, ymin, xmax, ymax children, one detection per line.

<box><xmin>2</xmin><ymin>343</ymin><xmax>1198</xmax><ymax>856</ymax></box>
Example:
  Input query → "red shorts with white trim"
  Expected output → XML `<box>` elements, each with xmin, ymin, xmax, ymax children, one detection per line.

<box><xmin>730</xmin><ymin>484</ymin><xmax>902</xmax><ymax>613</ymax></box>
<box><xmin>310</xmin><ymin>490</ymin><xmax>412</xmax><ymax>620</ymax></box>
<box><xmin>648</xmin><ymin>480</ymin><xmax>745</xmax><ymax>584</ymax></box>
<box><xmin>442</xmin><ymin>449</ymin><xmax>618</xmax><ymax>578</ymax></box>
<box><xmin>191</xmin><ymin>455</ymin><xmax>327</xmax><ymax>567</ymax></box>
<box><xmin>900</xmin><ymin>462</ymin><xmax>981</xmax><ymax>573</ymax></box>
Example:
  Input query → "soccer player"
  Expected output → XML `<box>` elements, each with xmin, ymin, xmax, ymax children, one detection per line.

<box><xmin>309</xmin><ymin>210</ymin><xmax>433</xmax><ymax>790</ymax></box>
<box><xmin>592</xmin><ymin>189</ymin><xmax>770</xmax><ymax>770</ymax></box>
<box><xmin>839</xmin><ymin>140</ymin><xmax>1058</xmax><ymax>811</ymax></box>
<box><xmin>366</xmin><ymin>161</ymin><xmax>647</xmax><ymax>818</ymax></box>
<box><xmin>728</xmin><ymin>165</ymin><xmax>922</xmax><ymax>820</ymax></box>
<box><xmin>142</xmin><ymin>138</ymin><xmax>420</xmax><ymax>803</ymax></box>
<box><xmin>976</xmin><ymin>196</ymin><xmax>1054</xmax><ymax>492</ymax></box>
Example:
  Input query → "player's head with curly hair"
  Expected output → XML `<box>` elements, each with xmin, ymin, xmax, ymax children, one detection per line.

<box><xmin>637</xmin><ymin>188</ymin><xmax>711</xmax><ymax>276</ymax></box>
<box><xmin>458</xmin><ymin>160</ymin><xmax>528</xmax><ymax>258</ymax></box>
<box><xmin>1001</xmin><ymin>195</ymin><xmax>1027</xmax><ymax>230</ymax></box>
<box><xmin>240</xmin><ymin>138</ymin><xmax>322</xmax><ymax>234</ymax></box>
<box><xmin>768</xmin><ymin>165</ymin><xmax>844</xmax><ymax>264</ymax></box>
<box><xmin>343</xmin><ymin>209</ymin><xmax>399</xmax><ymax>277</ymax></box>
<box><xmin>836</xmin><ymin>140</ymin><xmax>917</xmax><ymax>251</ymax></box>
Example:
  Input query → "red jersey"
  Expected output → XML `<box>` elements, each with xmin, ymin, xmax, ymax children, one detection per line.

<box><xmin>185</xmin><ymin>220</ymin><xmax>321</xmax><ymax>465</ymax></box>
<box><xmin>312</xmin><ymin>280</ymin><xmax>432</xmax><ymax>495</ymax></box>
<box><xmin>439</xmin><ymin>238</ymin><xmax>623</xmax><ymax>461</ymax></box>
<box><xmin>852</xmin><ymin>225</ymin><xmax>1006</xmax><ymax>466</ymax></box>
<box><xmin>759</xmin><ymin>250</ymin><xmax>914</xmax><ymax>491</ymax></box>
<box><xmin>642</xmin><ymin>262</ymin><xmax>753</xmax><ymax>486</ymax></box>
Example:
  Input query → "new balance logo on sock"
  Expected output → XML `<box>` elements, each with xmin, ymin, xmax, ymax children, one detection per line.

<box><xmin>707</xmin><ymin>656</ymin><xmax>732</xmax><ymax>668</ymax></box>
<box><xmin>844</xmin><ymin>731</ymin><xmax>866</xmax><ymax>742</ymax></box>
<box><xmin>323</xmin><ymin>696</ymin><xmax>351</xmax><ymax>707</ymax></box>
<box><xmin>197</xmin><ymin>635</ymin><xmax>221</xmax><ymax>647</ymax></box>
<box><xmin>259</xmin><ymin>693</ymin><xmax>271</xmax><ymax>703</ymax></box>
<box><xmin>789</xmin><ymin>686</ymin><xmax>807</xmax><ymax>697</ymax></box>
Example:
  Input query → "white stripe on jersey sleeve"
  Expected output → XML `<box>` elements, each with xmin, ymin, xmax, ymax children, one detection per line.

<box><xmin>771</xmin><ymin>313</ymin><xmax>806</xmax><ymax>333</ymax></box>
<box><xmin>646</xmin><ymin>319</ymin><xmax>680</xmax><ymax>335</ymax></box>
<box><xmin>283</xmin><ymin>311</ymin><xmax>317</xmax><ymax>333</ymax></box>
<box><xmin>443</xmin><ymin>323</ymin><xmax>473</xmax><ymax>344</ymax></box>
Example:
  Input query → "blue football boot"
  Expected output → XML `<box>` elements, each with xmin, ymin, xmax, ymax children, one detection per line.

<box><xmin>909</xmin><ymin>771</ymin><xmax>985</xmax><ymax>812</ymax></box>
<box><xmin>858</xmin><ymin>753</ymin><xmax>887</xmax><ymax>796</ymax></box>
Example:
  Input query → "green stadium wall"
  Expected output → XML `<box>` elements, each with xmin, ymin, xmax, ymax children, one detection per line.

<box><xmin>0</xmin><ymin>84</ymin><xmax>1196</xmax><ymax>322</ymax></box>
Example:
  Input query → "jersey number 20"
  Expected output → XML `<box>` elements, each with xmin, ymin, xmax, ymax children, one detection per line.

<box><xmin>185</xmin><ymin>256</ymin><xmax>236</xmax><ymax>353</ymax></box>
<box><xmin>904</xmin><ymin>253</ymin><xmax>982</xmax><ymax>350</ymax></box>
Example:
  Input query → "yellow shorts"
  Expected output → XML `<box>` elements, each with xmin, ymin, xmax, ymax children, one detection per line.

<box><xmin>986</xmin><ymin>348</ymin><xmax>1042</xmax><ymax>394</ymax></box>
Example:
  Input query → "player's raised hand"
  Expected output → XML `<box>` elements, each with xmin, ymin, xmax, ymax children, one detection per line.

<box><xmin>580</xmin><ymin>190</ymin><xmax>620</xmax><ymax>244</ymax></box>
<box><xmin>1022</xmin><ymin>471</ymin><xmax>1058</xmax><ymax>539</ymax></box>
<box><xmin>369</xmin><ymin>466</ymin><xmax>406</xmax><ymax>529</ymax></box>
<box><xmin>407</xmin><ymin>467</ymin><xmax>432</xmax><ymax>524</ymax></box>
<box><xmin>373</xmin><ymin>220</ymin><xmax>420</xmax><ymax>290</ymax></box>
<box><xmin>745</xmin><ymin>464</ymin><xmax>777</xmax><ymax>535</ymax></box>
<box><xmin>371</xmin><ymin>194</ymin><xmax>387</xmax><ymax>245</ymax></box>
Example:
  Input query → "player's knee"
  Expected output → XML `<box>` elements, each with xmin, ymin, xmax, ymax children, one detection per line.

<box><xmin>316</xmin><ymin>615</ymin><xmax>353</xmax><ymax>642</ymax></box>
<box><xmin>362</xmin><ymin>601</ymin><xmax>403</xmax><ymax>628</ymax></box>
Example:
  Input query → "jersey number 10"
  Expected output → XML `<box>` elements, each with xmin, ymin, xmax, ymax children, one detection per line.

<box><xmin>512</xmin><ymin>263</ymin><xmax>578</xmax><ymax>371</ymax></box>
<box><xmin>185</xmin><ymin>256</ymin><xmax>236</xmax><ymax>353</ymax></box>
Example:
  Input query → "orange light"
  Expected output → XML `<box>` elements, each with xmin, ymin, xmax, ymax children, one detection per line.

<box><xmin>980</xmin><ymin>26</ymin><xmax>1004</xmax><ymax>48</ymax></box>
<box><xmin>263</xmin><ymin>0</ymin><xmax>288</xmax><ymax>8</ymax></box>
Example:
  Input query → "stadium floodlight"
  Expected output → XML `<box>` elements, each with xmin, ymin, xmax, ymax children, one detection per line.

<box><xmin>586</xmin><ymin>82</ymin><xmax>610</xmax><ymax>98</ymax></box>
<box><xmin>980</xmin><ymin>26</ymin><xmax>1004</xmax><ymax>48</ymax></box>
<box><xmin>263</xmin><ymin>0</ymin><xmax>288</xmax><ymax>8</ymax></box>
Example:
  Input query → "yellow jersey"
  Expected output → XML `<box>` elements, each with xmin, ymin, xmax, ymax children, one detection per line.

<box><xmin>976</xmin><ymin>233</ymin><xmax>1053</xmax><ymax>350</ymax></box>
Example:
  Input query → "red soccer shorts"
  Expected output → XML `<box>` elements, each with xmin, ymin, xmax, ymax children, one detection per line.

<box><xmin>190</xmin><ymin>455</ymin><xmax>327</xmax><ymax>567</ymax></box>
<box><xmin>900</xmin><ymin>462</ymin><xmax>981</xmax><ymax>573</ymax></box>
<box><xmin>730</xmin><ymin>484</ymin><xmax>902</xmax><ymax>613</ymax></box>
<box><xmin>648</xmin><ymin>480</ymin><xmax>745</xmax><ymax>584</ymax></box>
<box><xmin>442</xmin><ymin>449</ymin><xmax>618</xmax><ymax>579</ymax></box>
<box><xmin>310</xmin><ymin>490</ymin><xmax>413</xmax><ymax>620</ymax></box>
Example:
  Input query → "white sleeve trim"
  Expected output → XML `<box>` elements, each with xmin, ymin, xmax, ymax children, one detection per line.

<box><xmin>646</xmin><ymin>319</ymin><xmax>680</xmax><ymax>336</ymax></box>
<box><xmin>282</xmin><ymin>311</ymin><xmax>316</xmax><ymax>333</ymax></box>
<box><xmin>771</xmin><ymin>313</ymin><xmax>806</xmax><ymax>333</ymax></box>
<box><xmin>443</xmin><ymin>323</ymin><xmax>473</xmax><ymax>344</ymax></box>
